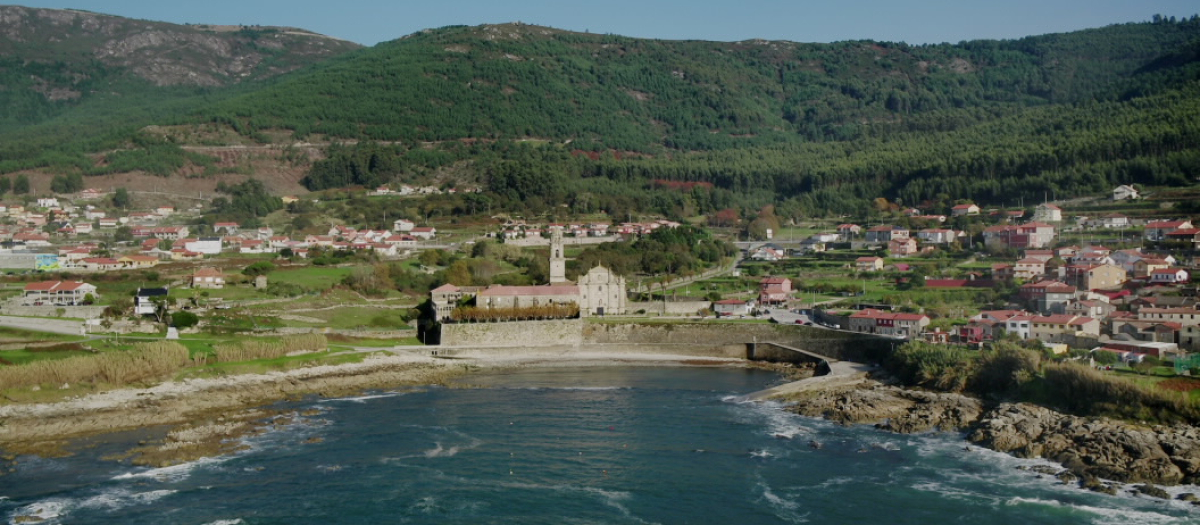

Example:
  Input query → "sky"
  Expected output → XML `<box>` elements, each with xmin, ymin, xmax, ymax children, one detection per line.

<box><xmin>12</xmin><ymin>0</ymin><xmax>1200</xmax><ymax>47</ymax></box>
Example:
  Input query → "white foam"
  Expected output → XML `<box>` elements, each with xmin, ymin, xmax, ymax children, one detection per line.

<box><xmin>201</xmin><ymin>520</ymin><xmax>244</xmax><ymax>525</ymax></box>
<box><xmin>111</xmin><ymin>456</ymin><xmax>224</xmax><ymax>483</ymax></box>
<box><xmin>318</xmin><ymin>392</ymin><xmax>404</xmax><ymax>403</ymax></box>
<box><xmin>78</xmin><ymin>488</ymin><xmax>177</xmax><ymax>511</ymax></box>
<box><xmin>750</xmin><ymin>449</ymin><xmax>774</xmax><ymax>459</ymax></box>
<box><xmin>756</xmin><ymin>481</ymin><xmax>809</xmax><ymax>524</ymax></box>
<box><xmin>9</xmin><ymin>500</ymin><xmax>67</xmax><ymax>525</ymax></box>
<box><xmin>423</xmin><ymin>442</ymin><xmax>462</xmax><ymax>458</ymax></box>
<box><xmin>1005</xmin><ymin>497</ymin><xmax>1191</xmax><ymax>525</ymax></box>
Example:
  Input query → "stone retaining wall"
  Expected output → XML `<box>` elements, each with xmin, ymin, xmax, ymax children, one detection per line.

<box><xmin>440</xmin><ymin>319</ymin><xmax>584</xmax><ymax>347</ymax></box>
<box><xmin>442</xmin><ymin>320</ymin><xmax>895</xmax><ymax>362</ymax></box>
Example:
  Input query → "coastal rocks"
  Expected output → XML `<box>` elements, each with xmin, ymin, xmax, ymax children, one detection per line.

<box><xmin>784</xmin><ymin>382</ymin><xmax>982</xmax><ymax>433</ymax></box>
<box><xmin>968</xmin><ymin>402</ymin><xmax>1200</xmax><ymax>486</ymax></box>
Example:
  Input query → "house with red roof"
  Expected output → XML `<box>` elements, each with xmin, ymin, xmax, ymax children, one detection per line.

<box><xmin>1030</xmin><ymin>315</ymin><xmax>1100</xmax><ymax>343</ymax></box>
<box><xmin>713</xmin><ymin>299</ymin><xmax>753</xmax><ymax>317</ymax></box>
<box><xmin>1144</xmin><ymin>220</ymin><xmax>1193</xmax><ymax>241</ymax></box>
<box><xmin>951</xmin><ymin>203</ymin><xmax>980</xmax><ymax>217</ymax></box>
<box><xmin>190</xmin><ymin>267</ymin><xmax>225</xmax><ymax>289</ymax></box>
<box><xmin>1150</xmin><ymin>268</ymin><xmax>1189</xmax><ymax>285</ymax></box>
<box><xmin>855</xmin><ymin>256</ymin><xmax>884</xmax><ymax>272</ymax></box>
<box><xmin>847</xmin><ymin>309</ymin><xmax>930</xmax><ymax>338</ymax></box>
<box><xmin>758</xmin><ymin>277</ymin><xmax>792</xmax><ymax>305</ymax></box>
<box><xmin>22</xmin><ymin>280</ymin><xmax>98</xmax><ymax>305</ymax></box>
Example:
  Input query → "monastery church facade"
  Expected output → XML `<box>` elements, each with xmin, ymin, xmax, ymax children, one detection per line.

<box><xmin>432</xmin><ymin>226</ymin><xmax>627</xmax><ymax>320</ymax></box>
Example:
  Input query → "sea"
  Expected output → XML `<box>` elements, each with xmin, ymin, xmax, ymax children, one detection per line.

<box><xmin>3</xmin><ymin>366</ymin><xmax>1199</xmax><ymax>524</ymax></box>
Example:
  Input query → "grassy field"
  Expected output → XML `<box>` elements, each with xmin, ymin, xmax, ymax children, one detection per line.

<box><xmin>268</xmin><ymin>265</ymin><xmax>357</xmax><ymax>288</ymax></box>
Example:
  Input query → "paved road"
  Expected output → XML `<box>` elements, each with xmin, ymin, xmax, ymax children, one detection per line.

<box><xmin>0</xmin><ymin>315</ymin><xmax>85</xmax><ymax>336</ymax></box>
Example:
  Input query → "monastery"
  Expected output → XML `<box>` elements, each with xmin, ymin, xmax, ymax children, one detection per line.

<box><xmin>431</xmin><ymin>226</ymin><xmax>627</xmax><ymax>321</ymax></box>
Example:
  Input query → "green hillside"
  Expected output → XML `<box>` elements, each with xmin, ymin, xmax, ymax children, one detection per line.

<box><xmin>1</xmin><ymin>14</ymin><xmax>1199</xmax><ymax>217</ymax></box>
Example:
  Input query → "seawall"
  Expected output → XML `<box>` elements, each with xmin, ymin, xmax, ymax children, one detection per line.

<box><xmin>439</xmin><ymin>320</ymin><xmax>896</xmax><ymax>362</ymax></box>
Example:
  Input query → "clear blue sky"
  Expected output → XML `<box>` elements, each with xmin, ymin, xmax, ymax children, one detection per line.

<box><xmin>13</xmin><ymin>0</ymin><xmax>1200</xmax><ymax>46</ymax></box>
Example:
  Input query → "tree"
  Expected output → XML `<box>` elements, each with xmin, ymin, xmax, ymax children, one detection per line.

<box><xmin>113</xmin><ymin>226</ymin><xmax>133</xmax><ymax>243</ymax></box>
<box><xmin>243</xmin><ymin>261</ymin><xmax>276</xmax><ymax>277</ymax></box>
<box><xmin>13</xmin><ymin>174</ymin><xmax>29</xmax><ymax>194</ymax></box>
<box><xmin>0</xmin><ymin>177</ymin><xmax>10</xmax><ymax>196</ymax></box>
<box><xmin>112</xmin><ymin>187</ymin><xmax>132</xmax><ymax>209</ymax></box>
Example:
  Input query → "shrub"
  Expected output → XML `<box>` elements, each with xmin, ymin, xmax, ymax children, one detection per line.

<box><xmin>171</xmin><ymin>311</ymin><xmax>200</xmax><ymax>329</ymax></box>
<box><xmin>0</xmin><ymin>341</ymin><xmax>189</xmax><ymax>389</ymax></box>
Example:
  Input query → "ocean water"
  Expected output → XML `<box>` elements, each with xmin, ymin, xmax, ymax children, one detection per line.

<box><xmin>3</xmin><ymin>367</ymin><xmax>1199</xmax><ymax>525</ymax></box>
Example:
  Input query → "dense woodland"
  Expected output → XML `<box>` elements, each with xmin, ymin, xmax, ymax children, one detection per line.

<box><xmin>2</xmin><ymin>15</ymin><xmax>1200</xmax><ymax>217</ymax></box>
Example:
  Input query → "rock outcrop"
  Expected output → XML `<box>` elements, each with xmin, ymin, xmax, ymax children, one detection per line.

<box><xmin>969</xmin><ymin>403</ymin><xmax>1200</xmax><ymax>486</ymax></box>
<box><xmin>781</xmin><ymin>380</ymin><xmax>1200</xmax><ymax>489</ymax></box>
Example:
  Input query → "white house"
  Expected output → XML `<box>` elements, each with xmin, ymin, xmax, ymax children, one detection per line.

<box><xmin>184</xmin><ymin>237</ymin><xmax>222</xmax><ymax>255</ymax></box>
<box><xmin>1113</xmin><ymin>185</ymin><xmax>1140</xmax><ymax>201</ymax></box>
<box><xmin>713</xmin><ymin>299</ymin><xmax>753</xmax><ymax>317</ymax></box>
<box><xmin>1032</xmin><ymin>203</ymin><xmax>1063</xmax><ymax>222</ymax></box>
<box><xmin>410</xmin><ymin>227</ymin><xmax>436</xmax><ymax>240</ymax></box>
<box><xmin>1151</xmin><ymin>268</ymin><xmax>1190</xmax><ymax>284</ymax></box>
<box><xmin>393</xmin><ymin>219</ymin><xmax>415</xmax><ymax>232</ymax></box>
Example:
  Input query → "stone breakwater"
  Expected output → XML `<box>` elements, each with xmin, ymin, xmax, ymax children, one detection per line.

<box><xmin>779</xmin><ymin>380</ymin><xmax>1200</xmax><ymax>496</ymax></box>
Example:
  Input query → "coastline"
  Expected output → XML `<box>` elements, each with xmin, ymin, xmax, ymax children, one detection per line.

<box><xmin>0</xmin><ymin>348</ymin><xmax>756</xmax><ymax>467</ymax></box>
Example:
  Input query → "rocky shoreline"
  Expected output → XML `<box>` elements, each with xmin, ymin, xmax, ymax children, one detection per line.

<box><xmin>776</xmin><ymin>379</ymin><xmax>1200</xmax><ymax>499</ymax></box>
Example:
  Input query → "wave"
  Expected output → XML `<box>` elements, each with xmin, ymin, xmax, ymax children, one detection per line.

<box><xmin>1005</xmin><ymin>497</ymin><xmax>1192</xmax><ymax>524</ymax></box>
<box><xmin>8</xmin><ymin>489</ymin><xmax>177</xmax><ymax>525</ymax></box>
<box><xmin>318</xmin><ymin>392</ymin><xmax>405</xmax><ymax>403</ymax></box>
<box><xmin>111</xmin><ymin>457</ymin><xmax>225</xmax><ymax>483</ymax></box>
<box><xmin>755</xmin><ymin>480</ymin><xmax>809</xmax><ymax>524</ymax></box>
<box><xmin>424</xmin><ymin>442</ymin><xmax>464</xmax><ymax>458</ymax></box>
<box><xmin>201</xmin><ymin>520</ymin><xmax>244</xmax><ymax>525</ymax></box>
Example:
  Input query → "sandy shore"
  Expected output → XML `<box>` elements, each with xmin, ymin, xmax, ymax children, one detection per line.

<box><xmin>0</xmin><ymin>348</ymin><xmax>757</xmax><ymax>466</ymax></box>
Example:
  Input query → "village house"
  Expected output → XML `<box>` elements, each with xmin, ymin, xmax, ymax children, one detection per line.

<box><xmin>1013</xmin><ymin>258</ymin><xmax>1046</xmax><ymax>281</ymax></box>
<box><xmin>1086</xmin><ymin>213</ymin><xmax>1131</xmax><ymax>229</ymax></box>
<box><xmin>856</xmin><ymin>256</ymin><xmax>884</xmax><ymax>272</ymax></box>
<box><xmin>1112</xmin><ymin>184</ymin><xmax>1140</xmax><ymax>201</ymax></box>
<box><xmin>847</xmin><ymin>309</ymin><xmax>930</xmax><ymax>338</ymax></box>
<box><xmin>1066</xmin><ymin>299</ymin><xmax>1116</xmax><ymax>319</ymax></box>
<box><xmin>1145</xmin><ymin>220</ymin><xmax>1193</xmax><ymax>241</ymax></box>
<box><xmin>80</xmin><ymin>257</ymin><xmax>121</xmax><ymax>271</ymax></box>
<box><xmin>22</xmin><ymin>280</ymin><xmax>97</xmax><ymax>306</ymax></box>
<box><xmin>915</xmin><ymin>228</ymin><xmax>959</xmax><ymax>245</ymax></box>
<box><xmin>185</xmin><ymin>237</ymin><xmax>223</xmax><ymax>255</ymax></box>
<box><xmin>1131</xmin><ymin>307</ymin><xmax>1200</xmax><ymax>350</ymax></box>
<box><xmin>864</xmin><ymin>225</ymin><xmax>908</xmax><ymax>243</ymax></box>
<box><xmin>1020</xmin><ymin>280</ymin><xmax>1077</xmax><ymax>315</ymax></box>
<box><xmin>1029</xmin><ymin>315</ymin><xmax>1100</xmax><ymax>344</ymax></box>
<box><xmin>951</xmin><ymin>203</ymin><xmax>981</xmax><ymax>217</ymax></box>
<box><xmin>712</xmin><ymin>299</ymin><xmax>753</xmax><ymax>317</ymax></box>
<box><xmin>1151</xmin><ymin>268</ymin><xmax>1190</xmax><ymax>285</ymax></box>
<box><xmin>1134</xmin><ymin>257</ymin><xmax>1172</xmax><ymax>278</ymax></box>
<box><xmin>410</xmin><ymin>227</ymin><xmax>437</xmax><ymax>240</ymax></box>
<box><xmin>1031</xmin><ymin>203</ymin><xmax>1063</xmax><ymax>222</ymax></box>
<box><xmin>983</xmin><ymin>223</ymin><xmax>1056</xmax><ymax>250</ymax></box>
<box><xmin>213</xmin><ymin>222</ymin><xmax>240</xmax><ymax>234</ymax></box>
<box><xmin>749</xmin><ymin>246</ymin><xmax>786</xmax><ymax>261</ymax></box>
<box><xmin>1165</xmin><ymin>228</ymin><xmax>1200</xmax><ymax>249</ymax></box>
<box><xmin>118</xmin><ymin>255</ymin><xmax>159</xmax><ymax>269</ymax></box>
<box><xmin>888</xmin><ymin>237</ymin><xmax>918</xmax><ymax>258</ymax></box>
<box><xmin>1066</xmin><ymin>263</ymin><xmax>1126</xmax><ymax>291</ymax></box>
<box><xmin>135</xmin><ymin>287</ymin><xmax>168</xmax><ymax>316</ymax></box>
<box><xmin>758</xmin><ymin>276</ymin><xmax>793</xmax><ymax>305</ymax></box>
<box><xmin>190</xmin><ymin>267</ymin><xmax>225</xmax><ymax>289</ymax></box>
<box><xmin>836</xmin><ymin>224</ymin><xmax>862</xmax><ymax>240</ymax></box>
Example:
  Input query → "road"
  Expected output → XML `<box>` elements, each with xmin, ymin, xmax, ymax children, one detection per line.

<box><xmin>0</xmin><ymin>315</ymin><xmax>85</xmax><ymax>336</ymax></box>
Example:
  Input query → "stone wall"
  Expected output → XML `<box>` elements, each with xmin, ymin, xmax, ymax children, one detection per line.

<box><xmin>433</xmin><ymin>343</ymin><xmax>747</xmax><ymax>360</ymax></box>
<box><xmin>440</xmin><ymin>319</ymin><xmax>895</xmax><ymax>362</ymax></box>
<box><xmin>627</xmin><ymin>300</ymin><xmax>711</xmax><ymax>316</ymax></box>
<box><xmin>1</xmin><ymin>304</ymin><xmax>106</xmax><ymax>319</ymax></box>
<box><xmin>440</xmin><ymin>319</ymin><xmax>584</xmax><ymax>347</ymax></box>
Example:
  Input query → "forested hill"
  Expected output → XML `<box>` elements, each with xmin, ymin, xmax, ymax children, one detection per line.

<box><xmin>2</xmin><ymin>15</ymin><xmax>1200</xmax><ymax>217</ymax></box>
<box><xmin>0</xmin><ymin>6</ymin><xmax>360</xmax><ymax>131</ymax></box>
<box><xmin>202</xmin><ymin>18</ymin><xmax>1200</xmax><ymax>150</ymax></box>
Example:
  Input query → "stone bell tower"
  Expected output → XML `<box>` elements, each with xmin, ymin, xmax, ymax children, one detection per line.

<box><xmin>549</xmin><ymin>225</ymin><xmax>567</xmax><ymax>284</ymax></box>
